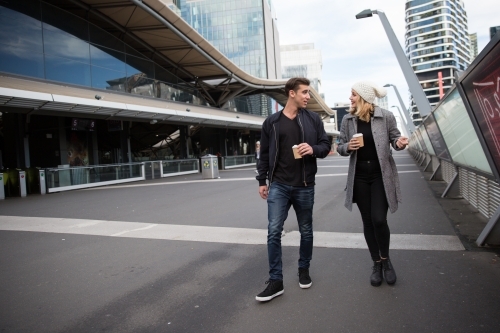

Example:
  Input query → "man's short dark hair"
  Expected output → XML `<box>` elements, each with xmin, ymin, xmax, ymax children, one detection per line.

<box><xmin>285</xmin><ymin>77</ymin><xmax>310</xmax><ymax>97</ymax></box>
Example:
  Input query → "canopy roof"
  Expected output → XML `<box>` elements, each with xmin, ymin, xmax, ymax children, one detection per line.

<box><xmin>46</xmin><ymin>0</ymin><xmax>332</xmax><ymax>115</ymax></box>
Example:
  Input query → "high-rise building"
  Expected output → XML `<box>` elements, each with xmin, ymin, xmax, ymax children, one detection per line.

<box><xmin>405</xmin><ymin>0</ymin><xmax>471</xmax><ymax>122</ymax></box>
<box><xmin>170</xmin><ymin>0</ymin><xmax>281</xmax><ymax>116</ymax></box>
<box><xmin>491</xmin><ymin>26</ymin><xmax>500</xmax><ymax>39</ymax></box>
<box><xmin>375</xmin><ymin>96</ymin><xmax>389</xmax><ymax>110</ymax></box>
<box><xmin>469</xmin><ymin>32</ymin><xmax>478</xmax><ymax>59</ymax></box>
<box><xmin>171</xmin><ymin>0</ymin><xmax>280</xmax><ymax>80</ymax></box>
<box><xmin>280</xmin><ymin>43</ymin><xmax>323</xmax><ymax>96</ymax></box>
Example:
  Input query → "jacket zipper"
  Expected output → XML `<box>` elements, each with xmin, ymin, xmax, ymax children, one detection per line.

<box><xmin>297</xmin><ymin>113</ymin><xmax>307</xmax><ymax>186</ymax></box>
<box><xmin>269</xmin><ymin>123</ymin><xmax>279</xmax><ymax>184</ymax></box>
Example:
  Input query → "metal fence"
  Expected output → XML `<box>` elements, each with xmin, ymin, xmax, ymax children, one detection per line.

<box><xmin>409</xmin><ymin>148</ymin><xmax>500</xmax><ymax>221</ymax></box>
<box><xmin>223</xmin><ymin>155</ymin><xmax>255</xmax><ymax>169</ymax></box>
<box><xmin>45</xmin><ymin>163</ymin><xmax>145</xmax><ymax>193</ymax></box>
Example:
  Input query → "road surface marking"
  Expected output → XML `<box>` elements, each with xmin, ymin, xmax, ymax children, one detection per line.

<box><xmin>0</xmin><ymin>216</ymin><xmax>464</xmax><ymax>251</ymax></box>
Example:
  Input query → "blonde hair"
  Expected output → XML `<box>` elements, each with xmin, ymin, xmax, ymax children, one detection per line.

<box><xmin>349</xmin><ymin>95</ymin><xmax>374</xmax><ymax>123</ymax></box>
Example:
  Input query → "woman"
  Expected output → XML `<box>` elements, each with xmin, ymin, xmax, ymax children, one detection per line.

<box><xmin>337</xmin><ymin>81</ymin><xmax>408</xmax><ymax>287</ymax></box>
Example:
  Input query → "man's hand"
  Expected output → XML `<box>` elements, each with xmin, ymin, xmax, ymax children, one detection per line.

<box><xmin>297</xmin><ymin>143</ymin><xmax>313</xmax><ymax>156</ymax></box>
<box><xmin>259</xmin><ymin>185</ymin><xmax>269</xmax><ymax>199</ymax></box>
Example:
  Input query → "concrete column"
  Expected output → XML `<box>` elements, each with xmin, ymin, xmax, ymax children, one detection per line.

<box><xmin>58</xmin><ymin>117</ymin><xmax>68</xmax><ymax>166</ymax></box>
<box><xmin>179</xmin><ymin>126</ymin><xmax>188</xmax><ymax>159</ymax></box>
<box><xmin>92</xmin><ymin>131</ymin><xmax>99</xmax><ymax>165</ymax></box>
<box><xmin>120</xmin><ymin>121</ymin><xmax>129</xmax><ymax>163</ymax></box>
<box><xmin>16</xmin><ymin>114</ymin><xmax>26</xmax><ymax>168</ymax></box>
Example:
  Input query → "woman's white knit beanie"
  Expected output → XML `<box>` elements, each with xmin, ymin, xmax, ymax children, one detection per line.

<box><xmin>352</xmin><ymin>81</ymin><xmax>387</xmax><ymax>104</ymax></box>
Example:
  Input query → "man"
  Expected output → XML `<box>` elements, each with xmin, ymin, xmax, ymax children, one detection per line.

<box><xmin>255</xmin><ymin>77</ymin><xmax>331</xmax><ymax>302</ymax></box>
<box><xmin>255</xmin><ymin>141</ymin><xmax>260</xmax><ymax>174</ymax></box>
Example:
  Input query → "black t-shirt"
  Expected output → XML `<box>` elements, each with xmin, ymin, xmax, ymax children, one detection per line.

<box><xmin>273</xmin><ymin>114</ymin><xmax>304</xmax><ymax>186</ymax></box>
<box><xmin>356</xmin><ymin>117</ymin><xmax>378</xmax><ymax>161</ymax></box>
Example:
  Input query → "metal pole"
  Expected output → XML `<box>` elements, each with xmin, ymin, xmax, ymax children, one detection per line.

<box><xmin>19</xmin><ymin>170</ymin><xmax>27</xmax><ymax>197</ymax></box>
<box><xmin>386</xmin><ymin>84</ymin><xmax>415</xmax><ymax>132</ymax></box>
<box><xmin>390</xmin><ymin>106</ymin><xmax>410</xmax><ymax>138</ymax></box>
<box><xmin>39</xmin><ymin>169</ymin><xmax>46</xmax><ymax>195</ymax></box>
<box><xmin>0</xmin><ymin>173</ymin><xmax>4</xmax><ymax>200</ymax></box>
<box><xmin>373</xmin><ymin>10</ymin><xmax>432</xmax><ymax>117</ymax></box>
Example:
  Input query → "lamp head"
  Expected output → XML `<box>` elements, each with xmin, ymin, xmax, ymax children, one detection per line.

<box><xmin>356</xmin><ymin>9</ymin><xmax>373</xmax><ymax>19</ymax></box>
<box><xmin>383</xmin><ymin>84</ymin><xmax>392</xmax><ymax>88</ymax></box>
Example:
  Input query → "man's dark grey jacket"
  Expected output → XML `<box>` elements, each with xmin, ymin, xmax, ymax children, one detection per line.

<box><xmin>256</xmin><ymin>109</ymin><xmax>331</xmax><ymax>187</ymax></box>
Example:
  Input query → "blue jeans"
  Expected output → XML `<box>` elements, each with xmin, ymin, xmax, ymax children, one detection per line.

<box><xmin>267</xmin><ymin>182</ymin><xmax>315</xmax><ymax>281</ymax></box>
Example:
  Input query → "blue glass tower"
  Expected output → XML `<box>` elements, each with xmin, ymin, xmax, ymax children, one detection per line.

<box><xmin>175</xmin><ymin>0</ymin><xmax>281</xmax><ymax>79</ymax></box>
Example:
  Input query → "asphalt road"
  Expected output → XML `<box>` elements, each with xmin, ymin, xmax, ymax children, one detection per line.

<box><xmin>1</xmin><ymin>151</ymin><xmax>499</xmax><ymax>333</ymax></box>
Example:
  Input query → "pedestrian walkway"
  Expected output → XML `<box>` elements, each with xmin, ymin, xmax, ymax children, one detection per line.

<box><xmin>0</xmin><ymin>215</ymin><xmax>464</xmax><ymax>251</ymax></box>
<box><xmin>1</xmin><ymin>150</ymin><xmax>499</xmax><ymax>333</ymax></box>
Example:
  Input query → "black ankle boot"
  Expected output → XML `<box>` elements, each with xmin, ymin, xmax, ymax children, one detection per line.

<box><xmin>370</xmin><ymin>261</ymin><xmax>383</xmax><ymax>286</ymax></box>
<box><xmin>382</xmin><ymin>258</ymin><xmax>397</xmax><ymax>285</ymax></box>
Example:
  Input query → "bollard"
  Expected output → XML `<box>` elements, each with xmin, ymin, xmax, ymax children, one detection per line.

<box><xmin>39</xmin><ymin>169</ymin><xmax>46</xmax><ymax>195</ymax></box>
<box><xmin>0</xmin><ymin>173</ymin><xmax>4</xmax><ymax>200</ymax></box>
<box><xmin>19</xmin><ymin>170</ymin><xmax>27</xmax><ymax>197</ymax></box>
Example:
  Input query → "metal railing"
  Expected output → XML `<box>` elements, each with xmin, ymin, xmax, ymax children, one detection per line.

<box><xmin>161</xmin><ymin>159</ymin><xmax>199</xmax><ymax>177</ymax></box>
<box><xmin>45</xmin><ymin>163</ymin><xmax>145</xmax><ymax>193</ymax></box>
<box><xmin>223</xmin><ymin>155</ymin><xmax>255</xmax><ymax>169</ymax></box>
<box><xmin>408</xmin><ymin>148</ymin><xmax>500</xmax><ymax>220</ymax></box>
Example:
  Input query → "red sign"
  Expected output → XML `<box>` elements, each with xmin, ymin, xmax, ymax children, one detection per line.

<box><xmin>461</xmin><ymin>39</ymin><xmax>500</xmax><ymax>177</ymax></box>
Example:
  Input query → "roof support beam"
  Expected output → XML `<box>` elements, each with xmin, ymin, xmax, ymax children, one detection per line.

<box><xmin>218</xmin><ymin>86</ymin><xmax>248</xmax><ymax>107</ymax></box>
<box><xmin>195</xmin><ymin>79</ymin><xmax>217</xmax><ymax>106</ymax></box>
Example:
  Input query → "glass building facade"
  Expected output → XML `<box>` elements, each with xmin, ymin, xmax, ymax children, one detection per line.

<box><xmin>0</xmin><ymin>0</ymin><xmax>206</xmax><ymax>105</ymax></box>
<box><xmin>491</xmin><ymin>26</ymin><xmax>500</xmax><ymax>39</ymax></box>
<box><xmin>405</xmin><ymin>0</ymin><xmax>471</xmax><ymax>122</ymax></box>
<box><xmin>171</xmin><ymin>0</ymin><xmax>282</xmax><ymax>116</ymax></box>
<box><xmin>280</xmin><ymin>43</ymin><xmax>323</xmax><ymax>97</ymax></box>
<box><xmin>175</xmin><ymin>0</ymin><xmax>280</xmax><ymax>79</ymax></box>
<box><xmin>469</xmin><ymin>32</ymin><xmax>478</xmax><ymax>59</ymax></box>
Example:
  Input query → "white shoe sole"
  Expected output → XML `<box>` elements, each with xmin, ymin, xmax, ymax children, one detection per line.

<box><xmin>299</xmin><ymin>282</ymin><xmax>312</xmax><ymax>289</ymax></box>
<box><xmin>255</xmin><ymin>289</ymin><xmax>284</xmax><ymax>302</ymax></box>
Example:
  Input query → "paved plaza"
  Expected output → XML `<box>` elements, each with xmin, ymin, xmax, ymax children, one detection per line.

<box><xmin>1</xmin><ymin>151</ymin><xmax>499</xmax><ymax>332</ymax></box>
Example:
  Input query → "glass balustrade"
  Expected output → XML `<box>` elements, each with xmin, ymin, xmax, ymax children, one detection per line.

<box><xmin>161</xmin><ymin>159</ymin><xmax>199</xmax><ymax>177</ymax></box>
<box><xmin>45</xmin><ymin>163</ymin><xmax>144</xmax><ymax>192</ymax></box>
<box><xmin>224</xmin><ymin>155</ymin><xmax>255</xmax><ymax>169</ymax></box>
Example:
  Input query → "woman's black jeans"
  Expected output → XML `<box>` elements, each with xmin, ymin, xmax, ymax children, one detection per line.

<box><xmin>353</xmin><ymin>160</ymin><xmax>390</xmax><ymax>261</ymax></box>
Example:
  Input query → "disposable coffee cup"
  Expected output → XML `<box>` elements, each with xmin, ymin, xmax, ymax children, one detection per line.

<box><xmin>353</xmin><ymin>133</ymin><xmax>364</xmax><ymax>147</ymax></box>
<box><xmin>292</xmin><ymin>145</ymin><xmax>302</xmax><ymax>159</ymax></box>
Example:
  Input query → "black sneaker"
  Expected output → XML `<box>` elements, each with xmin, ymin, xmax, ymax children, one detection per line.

<box><xmin>255</xmin><ymin>280</ymin><xmax>284</xmax><ymax>302</ymax></box>
<box><xmin>298</xmin><ymin>268</ymin><xmax>312</xmax><ymax>289</ymax></box>
<box><xmin>382</xmin><ymin>258</ymin><xmax>397</xmax><ymax>285</ymax></box>
<box><xmin>370</xmin><ymin>261</ymin><xmax>383</xmax><ymax>287</ymax></box>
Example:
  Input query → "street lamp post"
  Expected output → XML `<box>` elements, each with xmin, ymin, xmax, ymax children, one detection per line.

<box><xmin>384</xmin><ymin>83</ymin><xmax>416</xmax><ymax>132</ymax></box>
<box><xmin>356</xmin><ymin>9</ymin><xmax>431</xmax><ymax>117</ymax></box>
<box><xmin>390</xmin><ymin>106</ymin><xmax>410</xmax><ymax>138</ymax></box>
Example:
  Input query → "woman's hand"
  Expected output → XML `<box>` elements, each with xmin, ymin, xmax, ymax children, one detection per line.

<box><xmin>348</xmin><ymin>138</ymin><xmax>361</xmax><ymax>151</ymax></box>
<box><xmin>396</xmin><ymin>136</ymin><xmax>409</xmax><ymax>149</ymax></box>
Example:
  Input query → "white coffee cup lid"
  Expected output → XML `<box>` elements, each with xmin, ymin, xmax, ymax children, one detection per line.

<box><xmin>292</xmin><ymin>145</ymin><xmax>298</xmax><ymax>148</ymax></box>
<box><xmin>353</xmin><ymin>133</ymin><xmax>363</xmax><ymax>137</ymax></box>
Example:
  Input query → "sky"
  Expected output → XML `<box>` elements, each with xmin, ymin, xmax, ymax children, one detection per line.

<box><xmin>271</xmin><ymin>0</ymin><xmax>499</xmax><ymax>110</ymax></box>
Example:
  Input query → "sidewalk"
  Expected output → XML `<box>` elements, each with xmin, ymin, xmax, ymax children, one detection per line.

<box><xmin>1</xmin><ymin>150</ymin><xmax>499</xmax><ymax>332</ymax></box>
